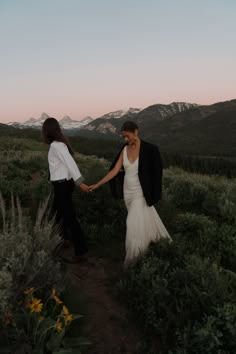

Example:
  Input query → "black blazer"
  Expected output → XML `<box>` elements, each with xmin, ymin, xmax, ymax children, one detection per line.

<box><xmin>109</xmin><ymin>140</ymin><xmax>163</xmax><ymax>206</ymax></box>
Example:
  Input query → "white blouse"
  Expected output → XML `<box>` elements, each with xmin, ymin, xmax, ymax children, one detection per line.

<box><xmin>48</xmin><ymin>141</ymin><xmax>84</xmax><ymax>184</ymax></box>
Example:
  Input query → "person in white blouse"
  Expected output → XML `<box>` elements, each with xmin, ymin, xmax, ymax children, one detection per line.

<box><xmin>42</xmin><ymin>117</ymin><xmax>89</xmax><ymax>263</ymax></box>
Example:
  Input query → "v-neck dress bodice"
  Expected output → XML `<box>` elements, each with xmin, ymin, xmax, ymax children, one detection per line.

<box><xmin>123</xmin><ymin>146</ymin><xmax>143</xmax><ymax>203</ymax></box>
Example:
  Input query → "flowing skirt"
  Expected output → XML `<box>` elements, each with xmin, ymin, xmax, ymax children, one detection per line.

<box><xmin>124</xmin><ymin>195</ymin><xmax>171</xmax><ymax>266</ymax></box>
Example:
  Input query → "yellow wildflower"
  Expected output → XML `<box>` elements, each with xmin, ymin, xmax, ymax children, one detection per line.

<box><xmin>52</xmin><ymin>288</ymin><xmax>63</xmax><ymax>305</ymax></box>
<box><xmin>56</xmin><ymin>318</ymin><xmax>63</xmax><ymax>333</ymax></box>
<box><xmin>62</xmin><ymin>305</ymin><xmax>69</xmax><ymax>315</ymax></box>
<box><xmin>65</xmin><ymin>313</ymin><xmax>73</xmax><ymax>325</ymax></box>
<box><xmin>24</xmin><ymin>287</ymin><xmax>34</xmax><ymax>295</ymax></box>
<box><xmin>29</xmin><ymin>298</ymin><xmax>43</xmax><ymax>313</ymax></box>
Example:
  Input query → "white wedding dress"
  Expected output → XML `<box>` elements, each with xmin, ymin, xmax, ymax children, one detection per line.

<box><xmin>123</xmin><ymin>146</ymin><xmax>171</xmax><ymax>266</ymax></box>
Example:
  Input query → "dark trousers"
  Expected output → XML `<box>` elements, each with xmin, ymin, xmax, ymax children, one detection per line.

<box><xmin>52</xmin><ymin>179</ymin><xmax>88</xmax><ymax>256</ymax></box>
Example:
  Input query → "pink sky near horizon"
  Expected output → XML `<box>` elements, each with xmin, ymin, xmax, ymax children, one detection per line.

<box><xmin>1</xmin><ymin>93</ymin><xmax>236</xmax><ymax>124</ymax></box>
<box><xmin>1</xmin><ymin>0</ymin><xmax>236</xmax><ymax>123</ymax></box>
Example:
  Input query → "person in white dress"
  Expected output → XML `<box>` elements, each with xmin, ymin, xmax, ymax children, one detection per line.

<box><xmin>89</xmin><ymin>121</ymin><xmax>171</xmax><ymax>266</ymax></box>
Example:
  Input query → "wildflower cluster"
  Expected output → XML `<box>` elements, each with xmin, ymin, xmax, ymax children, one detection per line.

<box><xmin>1</xmin><ymin>287</ymin><xmax>82</xmax><ymax>353</ymax></box>
<box><xmin>23</xmin><ymin>287</ymin><xmax>75</xmax><ymax>335</ymax></box>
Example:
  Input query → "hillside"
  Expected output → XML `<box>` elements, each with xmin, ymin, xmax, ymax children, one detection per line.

<box><xmin>77</xmin><ymin>99</ymin><xmax>236</xmax><ymax>156</ymax></box>
<box><xmin>152</xmin><ymin>107</ymin><xmax>236</xmax><ymax>155</ymax></box>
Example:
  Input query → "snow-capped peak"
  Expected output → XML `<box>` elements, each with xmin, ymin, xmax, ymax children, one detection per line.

<box><xmin>98</xmin><ymin>107</ymin><xmax>141</xmax><ymax>120</ymax></box>
<box><xmin>7</xmin><ymin>113</ymin><xmax>93</xmax><ymax>130</ymax></box>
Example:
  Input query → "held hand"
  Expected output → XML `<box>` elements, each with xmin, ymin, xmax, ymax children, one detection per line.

<box><xmin>88</xmin><ymin>183</ymin><xmax>100</xmax><ymax>192</ymax></box>
<box><xmin>79</xmin><ymin>183</ymin><xmax>90</xmax><ymax>193</ymax></box>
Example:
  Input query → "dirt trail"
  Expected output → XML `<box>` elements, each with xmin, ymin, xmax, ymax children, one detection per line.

<box><xmin>66</xmin><ymin>254</ymin><xmax>140</xmax><ymax>354</ymax></box>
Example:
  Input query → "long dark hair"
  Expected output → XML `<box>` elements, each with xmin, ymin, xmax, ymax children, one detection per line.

<box><xmin>42</xmin><ymin>117</ymin><xmax>74</xmax><ymax>155</ymax></box>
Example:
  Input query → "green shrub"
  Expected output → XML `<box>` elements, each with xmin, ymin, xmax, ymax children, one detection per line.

<box><xmin>173</xmin><ymin>303</ymin><xmax>236</xmax><ymax>353</ymax></box>
<box><xmin>0</xmin><ymin>194</ymin><xmax>89</xmax><ymax>353</ymax></box>
<box><xmin>164</xmin><ymin>168</ymin><xmax>236</xmax><ymax>224</ymax></box>
<box><xmin>173</xmin><ymin>213</ymin><xmax>236</xmax><ymax>272</ymax></box>
<box><xmin>0</xmin><ymin>194</ymin><xmax>63</xmax><ymax>315</ymax></box>
<box><xmin>172</xmin><ymin>212</ymin><xmax>216</xmax><ymax>256</ymax></box>
<box><xmin>117</xmin><ymin>242</ymin><xmax>236</xmax><ymax>352</ymax></box>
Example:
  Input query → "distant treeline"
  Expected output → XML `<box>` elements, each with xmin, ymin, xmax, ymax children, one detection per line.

<box><xmin>71</xmin><ymin>136</ymin><xmax>236</xmax><ymax>178</ymax></box>
<box><xmin>162</xmin><ymin>152</ymin><xmax>236</xmax><ymax>178</ymax></box>
<box><xmin>1</xmin><ymin>126</ymin><xmax>236</xmax><ymax>177</ymax></box>
<box><xmin>70</xmin><ymin>135</ymin><xmax>122</xmax><ymax>161</ymax></box>
<box><xmin>72</xmin><ymin>137</ymin><xmax>236</xmax><ymax>178</ymax></box>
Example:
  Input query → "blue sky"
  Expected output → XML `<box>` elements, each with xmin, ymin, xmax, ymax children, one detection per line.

<box><xmin>0</xmin><ymin>0</ymin><xmax>235</xmax><ymax>122</ymax></box>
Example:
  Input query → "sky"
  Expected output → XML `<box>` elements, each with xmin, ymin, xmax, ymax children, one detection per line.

<box><xmin>0</xmin><ymin>0</ymin><xmax>236</xmax><ymax>123</ymax></box>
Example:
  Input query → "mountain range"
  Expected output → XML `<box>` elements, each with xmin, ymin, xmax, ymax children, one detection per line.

<box><xmin>6</xmin><ymin>104</ymin><xmax>199</xmax><ymax>131</ymax></box>
<box><xmin>8</xmin><ymin>113</ymin><xmax>93</xmax><ymax>130</ymax></box>
<box><xmin>7</xmin><ymin>108</ymin><xmax>143</xmax><ymax>130</ymax></box>
<box><xmin>2</xmin><ymin>99</ymin><xmax>236</xmax><ymax>157</ymax></box>
<box><xmin>80</xmin><ymin>102</ymin><xmax>198</xmax><ymax>135</ymax></box>
<box><xmin>77</xmin><ymin>99</ymin><xmax>236</xmax><ymax>156</ymax></box>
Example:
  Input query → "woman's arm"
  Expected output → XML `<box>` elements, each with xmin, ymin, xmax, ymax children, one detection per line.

<box><xmin>89</xmin><ymin>151</ymin><xmax>123</xmax><ymax>191</ymax></box>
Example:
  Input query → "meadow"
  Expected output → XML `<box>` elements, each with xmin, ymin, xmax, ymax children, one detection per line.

<box><xmin>0</xmin><ymin>136</ymin><xmax>236</xmax><ymax>353</ymax></box>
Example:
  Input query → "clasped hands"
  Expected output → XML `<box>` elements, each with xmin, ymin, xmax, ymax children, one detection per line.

<box><xmin>79</xmin><ymin>183</ymin><xmax>99</xmax><ymax>193</ymax></box>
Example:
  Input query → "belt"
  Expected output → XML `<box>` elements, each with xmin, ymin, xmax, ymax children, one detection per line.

<box><xmin>52</xmin><ymin>179</ymin><xmax>68</xmax><ymax>184</ymax></box>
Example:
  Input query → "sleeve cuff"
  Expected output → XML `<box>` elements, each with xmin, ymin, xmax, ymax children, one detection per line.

<box><xmin>75</xmin><ymin>176</ymin><xmax>85</xmax><ymax>186</ymax></box>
